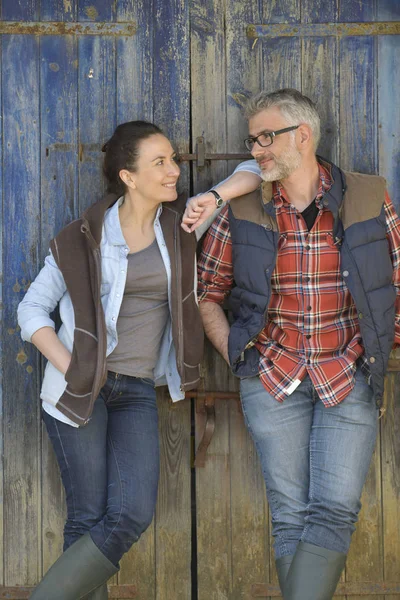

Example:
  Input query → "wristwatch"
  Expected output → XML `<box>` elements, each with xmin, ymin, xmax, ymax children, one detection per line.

<box><xmin>209</xmin><ymin>189</ymin><xmax>224</xmax><ymax>208</ymax></box>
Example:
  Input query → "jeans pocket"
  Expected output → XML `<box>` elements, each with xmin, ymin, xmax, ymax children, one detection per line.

<box><xmin>138</xmin><ymin>377</ymin><xmax>155</xmax><ymax>388</ymax></box>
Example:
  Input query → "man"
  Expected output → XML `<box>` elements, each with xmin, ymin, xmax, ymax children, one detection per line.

<box><xmin>194</xmin><ymin>89</ymin><xmax>400</xmax><ymax>600</ymax></box>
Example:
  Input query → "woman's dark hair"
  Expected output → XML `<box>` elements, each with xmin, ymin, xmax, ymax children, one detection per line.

<box><xmin>102</xmin><ymin>121</ymin><xmax>164</xmax><ymax>195</ymax></box>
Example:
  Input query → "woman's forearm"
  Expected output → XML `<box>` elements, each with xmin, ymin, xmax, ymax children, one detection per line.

<box><xmin>213</xmin><ymin>171</ymin><xmax>262</xmax><ymax>201</ymax></box>
<box><xmin>31</xmin><ymin>326</ymin><xmax>71</xmax><ymax>375</ymax></box>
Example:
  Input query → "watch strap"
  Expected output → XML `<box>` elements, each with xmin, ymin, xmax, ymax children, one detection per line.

<box><xmin>209</xmin><ymin>189</ymin><xmax>224</xmax><ymax>208</ymax></box>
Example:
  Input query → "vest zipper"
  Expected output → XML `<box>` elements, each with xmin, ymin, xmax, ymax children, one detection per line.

<box><xmin>174</xmin><ymin>213</ymin><xmax>185</xmax><ymax>387</ymax></box>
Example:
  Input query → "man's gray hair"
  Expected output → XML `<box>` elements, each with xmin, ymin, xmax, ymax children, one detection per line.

<box><xmin>244</xmin><ymin>88</ymin><xmax>321</xmax><ymax>150</ymax></box>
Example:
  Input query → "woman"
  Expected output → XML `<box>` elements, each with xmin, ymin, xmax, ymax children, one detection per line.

<box><xmin>18</xmin><ymin>120</ymin><xmax>259</xmax><ymax>599</ymax></box>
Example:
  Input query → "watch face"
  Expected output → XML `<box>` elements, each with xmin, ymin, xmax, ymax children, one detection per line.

<box><xmin>211</xmin><ymin>190</ymin><xmax>223</xmax><ymax>208</ymax></box>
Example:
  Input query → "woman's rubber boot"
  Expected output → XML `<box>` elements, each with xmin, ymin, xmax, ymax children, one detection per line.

<box><xmin>29</xmin><ymin>533</ymin><xmax>118</xmax><ymax>600</ymax></box>
<box><xmin>83</xmin><ymin>583</ymin><xmax>109</xmax><ymax>599</ymax></box>
<box><xmin>275</xmin><ymin>555</ymin><xmax>294</xmax><ymax>597</ymax></box>
<box><xmin>285</xmin><ymin>542</ymin><xmax>346</xmax><ymax>600</ymax></box>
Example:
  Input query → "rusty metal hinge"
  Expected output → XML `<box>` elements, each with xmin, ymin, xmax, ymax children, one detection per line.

<box><xmin>0</xmin><ymin>21</ymin><xmax>136</xmax><ymax>36</ymax></box>
<box><xmin>180</xmin><ymin>137</ymin><xmax>250</xmax><ymax>168</ymax></box>
<box><xmin>247</xmin><ymin>22</ymin><xmax>400</xmax><ymax>40</ymax></box>
<box><xmin>185</xmin><ymin>390</ymin><xmax>241</xmax><ymax>467</ymax></box>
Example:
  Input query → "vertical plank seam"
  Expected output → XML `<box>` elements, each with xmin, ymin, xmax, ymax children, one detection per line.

<box><xmin>36</xmin><ymin>31</ymin><xmax>43</xmax><ymax>582</ymax></box>
<box><xmin>0</xmin><ymin>30</ymin><xmax>4</xmax><ymax>591</ymax></box>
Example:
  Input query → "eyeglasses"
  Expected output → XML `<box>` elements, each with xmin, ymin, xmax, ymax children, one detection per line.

<box><xmin>244</xmin><ymin>125</ymin><xmax>299</xmax><ymax>152</ymax></box>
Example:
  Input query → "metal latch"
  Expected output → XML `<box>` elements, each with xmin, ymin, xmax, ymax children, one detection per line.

<box><xmin>180</xmin><ymin>137</ymin><xmax>250</xmax><ymax>169</ymax></box>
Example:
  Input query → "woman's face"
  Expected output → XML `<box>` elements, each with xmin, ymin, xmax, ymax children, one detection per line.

<box><xmin>126</xmin><ymin>134</ymin><xmax>181</xmax><ymax>203</ymax></box>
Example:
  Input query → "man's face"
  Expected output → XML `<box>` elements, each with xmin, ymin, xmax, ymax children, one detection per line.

<box><xmin>248</xmin><ymin>107</ymin><xmax>302</xmax><ymax>182</ymax></box>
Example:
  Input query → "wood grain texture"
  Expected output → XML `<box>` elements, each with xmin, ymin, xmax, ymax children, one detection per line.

<box><xmin>0</xmin><ymin>30</ymin><xmax>3</xmax><ymax>592</ymax></box>
<box><xmin>2</xmin><ymin>33</ymin><xmax>41</xmax><ymax>586</ymax></box>
<box><xmin>339</xmin><ymin>36</ymin><xmax>377</xmax><ymax>173</ymax></box>
<box><xmin>156</xmin><ymin>394</ymin><xmax>192</xmax><ymax>600</ymax></box>
<box><xmin>39</xmin><ymin>30</ymin><xmax>78</xmax><ymax>574</ymax></box>
<box><xmin>40</xmin><ymin>0</ymin><xmax>77</xmax><ymax>22</ymax></box>
<box><xmin>302</xmin><ymin>37</ymin><xmax>339</xmax><ymax>163</ymax></box>
<box><xmin>346</xmin><ymin>432</ymin><xmax>384</xmax><ymax>600</ymax></box>
<box><xmin>226</xmin><ymin>0</ymin><xmax>262</xmax><ymax>161</ymax></box>
<box><xmin>381</xmin><ymin>374</ymin><xmax>400</xmax><ymax>600</ymax></box>
<box><xmin>378</xmin><ymin>34</ymin><xmax>400</xmax><ymax>212</ymax></box>
<box><xmin>116</xmin><ymin>0</ymin><xmax>154</xmax><ymax>127</ymax></box>
<box><xmin>301</xmin><ymin>0</ymin><xmax>337</xmax><ymax>23</ymax></box>
<box><xmin>191</xmin><ymin>0</ymin><xmax>229</xmax><ymax>190</ymax></box>
<box><xmin>78</xmin><ymin>0</ymin><xmax>114</xmax><ymax>23</ymax></box>
<box><xmin>153</xmin><ymin>0</ymin><xmax>190</xmax><ymax>194</ymax></box>
<box><xmin>78</xmin><ymin>34</ymin><xmax>116</xmax><ymax>213</ymax></box>
<box><xmin>1</xmin><ymin>0</ymin><xmax>38</xmax><ymax>21</ymax></box>
<box><xmin>196</xmin><ymin>344</ymin><xmax>234</xmax><ymax>600</ymax></box>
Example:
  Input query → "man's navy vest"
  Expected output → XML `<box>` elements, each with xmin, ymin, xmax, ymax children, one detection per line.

<box><xmin>227</xmin><ymin>158</ymin><xmax>395</xmax><ymax>406</ymax></box>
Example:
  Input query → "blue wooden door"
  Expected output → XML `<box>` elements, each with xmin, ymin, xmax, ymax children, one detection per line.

<box><xmin>1</xmin><ymin>0</ymin><xmax>400</xmax><ymax>598</ymax></box>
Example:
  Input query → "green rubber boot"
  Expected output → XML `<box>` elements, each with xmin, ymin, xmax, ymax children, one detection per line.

<box><xmin>30</xmin><ymin>533</ymin><xmax>118</xmax><ymax>600</ymax></box>
<box><xmin>285</xmin><ymin>542</ymin><xmax>346</xmax><ymax>600</ymax></box>
<box><xmin>275</xmin><ymin>555</ymin><xmax>294</xmax><ymax>597</ymax></box>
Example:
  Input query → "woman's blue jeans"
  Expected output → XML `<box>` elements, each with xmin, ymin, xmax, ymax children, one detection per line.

<box><xmin>42</xmin><ymin>372</ymin><xmax>160</xmax><ymax>566</ymax></box>
<box><xmin>239</xmin><ymin>367</ymin><xmax>378</xmax><ymax>558</ymax></box>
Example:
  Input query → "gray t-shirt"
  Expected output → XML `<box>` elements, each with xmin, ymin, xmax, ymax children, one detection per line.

<box><xmin>107</xmin><ymin>239</ymin><xmax>169</xmax><ymax>378</ymax></box>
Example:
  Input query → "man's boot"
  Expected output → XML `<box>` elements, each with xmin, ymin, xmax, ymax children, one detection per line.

<box><xmin>275</xmin><ymin>555</ymin><xmax>294</xmax><ymax>597</ymax></box>
<box><xmin>84</xmin><ymin>583</ymin><xmax>109</xmax><ymax>599</ymax></box>
<box><xmin>285</xmin><ymin>542</ymin><xmax>346</xmax><ymax>600</ymax></box>
<box><xmin>30</xmin><ymin>533</ymin><xmax>118</xmax><ymax>600</ymax></box>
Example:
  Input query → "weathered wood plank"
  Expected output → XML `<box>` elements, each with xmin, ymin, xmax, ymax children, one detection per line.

<box><xmin>153</xmin><ymin>0</ymin><xmax>190</xmax><ymax>193</ymax></box>
<box><xmin>346</xmin><ymin>433</ymin><xmax>384</xmax><ymax>600</ymax></box>
<box><xmin>339</xmin><ymin>37</ymin><xmax>377</xmax><ymax>173</ymax></box>
<box><xmin>2</xmin><ymin>33</ymin><xmax>41</xmax><ymax>586</ymax></box>
<box><xmin>155</xmin><ymin>394</ymin><xmax>192</xmax><ymax>600</ymax></box>
<box><xmin>229</xmin><ymin>395</ymin><xmax>270</xmax><ymax>599</ymax></box>
<box><xmin>301</xmin><ymin>0</ymin><xmax>339</xmax><ymax>164</ymax></box>
<box><xmin>262</xmin><ymin>0</ymin><xmax>300</xmax><ymax>24</ymax></box>
<box><xmin>40</xmin><ymin>0</ymin><xmax>77</xmax><ymax>22</ymax></box>
<box><xmin>191</xmin><ymin>0</ymin><xmax>229</xmax><ymax>189</ymax></box>
<box><xmin>78</xmin><ymin>35</ymin><xmax>116</xmax><ymax>213</ymax></box>
<box><xmin>302</xmin><ymin>37</ymin><xmax>339</xmax><ymax>164</ymax></box>
<box><xmin>380</xmin><ymin>374</ymin><xmax>400</xmax><ymax>600</ymax></box>
<box><xmin>226</xmin><ymin>0</ymin><xmax>262</xmax><ymax>164</ymax></box>
<box><xmin>301</xmin><ymin>0</ymin><xmax>337</xmax><ymax>23</ymax></box>
<box><xmin>78</xmin><ymin>0</ymin><xmax>114</xmax><ymax>22</ymax></box>
<box><xmin>261</xmin><ymin>37</ymin><xmax>301</xmax><ymax>94</ymax></box>
<box><xmin>1</xmin><ymin>0</ymin><xmax>38</xmax><ymax>21</ymax></box>
<box><xmin>39</xmin><ymin>31</ymin><xmax>79</xmax><ymax>574</ymax></box>
<box><xmin>339</xmin><ymin>1</ymin><xmax>376</xmax><ymax>22</ymax></box>
<box><xmin>378</xmin><ymin>34</ymin><xmax>400</xmax><ymax>213</ymax></box>
<box><xmin>376</xmin><ymin>1</ymin><xmax>400</xmax><ymax>20</ymax></box>
<box><xmin>0</xmin><ymin>31</ymin><xmax>4</xmax><ymax>594</ymax></box>
<box><xmin>195</xmin><ymin>344</ymin><xmax>234</xmax><ymax>600</ymax></box>
<box><xmin>116</xmin><ymin>0</ymin><xmax>153</xmax><ymax>124</ymax></box>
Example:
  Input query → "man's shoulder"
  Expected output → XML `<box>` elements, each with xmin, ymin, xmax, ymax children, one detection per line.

<box><xmin>230</xmin><ymin>186</ymin><xmax>278</xmax><ymax>231</ymax></box>
<box><xmin>344</xmin><ymin>170</ymin><xmax>386</xmax><ymax>197</ymax></box>
<box><xmin>341</xmin><ymin>170</ymin><xmax>387</xmax><ymax>229</ymax></box>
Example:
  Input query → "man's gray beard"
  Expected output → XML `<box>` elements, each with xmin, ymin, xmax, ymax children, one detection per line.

<box><xmin>260</xmin><ymin>143</ymin><xmax>302</xmax><ymax>183</ymax></box>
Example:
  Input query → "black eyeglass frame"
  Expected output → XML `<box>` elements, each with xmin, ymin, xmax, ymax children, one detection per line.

<box><xmin>244</xmin><ymin>125</ymin><xmax>300</xmax><ymax>152</ymax></box>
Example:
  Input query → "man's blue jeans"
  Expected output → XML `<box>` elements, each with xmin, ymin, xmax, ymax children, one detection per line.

<box><xmin>42</xmin><ymin>372</ymin><xmax>160</xmax><ymax>566</ymax></box>
<box><xmin>239</xmin><ymin>367</ymin><xmax>378</xmax><ymax>558</ymax></box>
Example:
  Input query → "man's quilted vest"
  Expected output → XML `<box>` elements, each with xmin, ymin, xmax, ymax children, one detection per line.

<box><xmin>227</xmin><ymin>158</ymin><xmax>395</xmax><ymax>406</ymax></box>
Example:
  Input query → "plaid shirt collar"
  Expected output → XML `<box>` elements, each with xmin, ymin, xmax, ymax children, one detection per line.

<box><xmin>271</xmin><ymin>162</ymin><xmax>332</xmax><ymax>209</ymax></box>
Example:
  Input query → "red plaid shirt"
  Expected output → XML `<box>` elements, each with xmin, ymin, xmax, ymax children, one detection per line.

<box><xmin>198</xmin><ymin>164</ymin><xmax>400</xmax><ymax>406</ymax></box>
